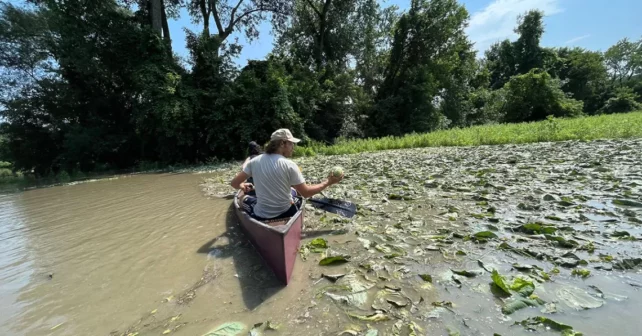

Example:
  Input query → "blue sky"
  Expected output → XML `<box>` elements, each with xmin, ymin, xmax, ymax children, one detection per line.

<box><xmin>168</xmin><ymin>0</ymin><xmax>642</xmax><ymax>67</ymax></box>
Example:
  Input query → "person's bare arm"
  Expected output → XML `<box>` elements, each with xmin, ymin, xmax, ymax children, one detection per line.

<box><xmin>292</xmin><ymin>173</ymin><xmax>343</xmax><ymax>198</ymax></box>
<box><xmin>230</xmin><ymin>171</ymin><xmax>252</xmax><ymax>192</ymax></box>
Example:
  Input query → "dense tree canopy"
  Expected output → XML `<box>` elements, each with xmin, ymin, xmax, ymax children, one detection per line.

<box><xmin>0</xmin><ymin>0</ymin><xmax>640</xmax><ymax>176</ymax></box>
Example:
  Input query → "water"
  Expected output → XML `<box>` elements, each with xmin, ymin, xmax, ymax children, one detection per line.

<box><xmin>0</xmin><ymin>173</ymin><xmax>317</xmax><ymax>336</ymax></box>
<box><xmin>2</xmin><ymin>164</ymin><xmax>642</xmax><ymax>335</ymax></box>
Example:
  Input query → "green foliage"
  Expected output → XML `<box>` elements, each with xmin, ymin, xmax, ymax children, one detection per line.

<box><xmin>294</xmin><ymin>111</ymin><xmax>642</xmax><ymax>156</ymax></box>
<box><xmin>0</xmin><ymin>0</ymin><xmax>640</xmax><ymax>180</ymax></box>
<box><xmin>604</xmin><ymin>37</ymin><xmax>642</xmax><ymax>86</ymax></box>
<box><xmin>499</xmin><ymin>70</ymin><xmax>584</xmax><ymax>122</ymax></box>
<box><xmin>552</xmin><ymin>47</ymin><xmax>610</xmax><ymax>113</ymax></box>
<box><xmin>209</xmin><ymin>59</ymin><xmax>306</xmax><ymax>158</ymax></box>
<box><xmin>370</xmin><ymin>0</ymin><xmax>475</xmax><ymax>137</ymax></box>
<box><xmin>599</xmin><ymin>87</ymin><xmax>642</xmax><ymax>114</ymax></box>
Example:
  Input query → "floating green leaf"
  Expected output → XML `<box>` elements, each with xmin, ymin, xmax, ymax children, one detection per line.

<box><xmin>419</xmin><ymin>274</ymin><xmax>433</xmax><ymax>283</ymax></box>
<box><xmin>518</xmin><ymin>223</ymin><xmax>557</xmax><ymax>234</ymax></box>
<box><xmin>516</xmin><ymin>316</ymin><xmax>582</xmax><ymax>335</ymax></box>
<box><xmin>309</xmin><ymin>238</ymin><xmax>328</xmax><ymax>249</ymax></box>
<box><xmin>319</xmin><ymin>255</ymin><xmax>350</xmax><ymax>265</ymax></box>
<box><xmin>502</xmin><ymin>297</ymin><xmax>543</xmax><ymax>315</ymax></box>
<box><xmin>510</xmin><ymin>277</ymin><xmax>535</xmax><ymax>297</ymax></box>
<box><xmin>545</xmin><ymin>235</ymin><xmax>579</xmax><ymax>248</ymax></box>
<box><xmin>571</xmin><ymin>269</ymin><xmax>591</xmax><ymax>278</ymax></box>
<box><xmin>451</xmin><ymin>269</ymin><xmax>483</xmax><ymax>277</ymax></box>
<box><xmin>491</xmin><ymin>270</ymin><xmax>511</xmax><ymax>296</ymax></box>
<box><xmin>473</xmin><ymin>231</ymin><xmax>498</xmax><ymax>239</ymax></box>
<box><xmin>613</xmin><ymin>199</ymin><xmax>642</xmax><ymax>207</ymax></box>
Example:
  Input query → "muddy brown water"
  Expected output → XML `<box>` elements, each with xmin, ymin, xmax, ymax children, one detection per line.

<box><xmin>0</xmin><ymin>173</ymin><xmax>330</xmax><ymax>336</ymax></box>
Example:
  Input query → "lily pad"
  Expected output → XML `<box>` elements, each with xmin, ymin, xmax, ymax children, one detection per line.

<box><xmin>571</xmin><ymin>269</ymin><xmax>591</xmax><ymax>278</ymax></box>
<box><xmin>418</xmin><ymin>274</ymin><xmax>433</xmax><ymax>282</ymax></box>
<box><xmin>346</xmin><ymin>311</ymin><xmax>389</xmax><ymax>322</ymax></box>
<box><xmin>203</xmin><ymin>322</ymin><xmax>245</xmax><ymax>336</ymax></box>
<box><xmin>545</xmin><ymin>235</ymin><xmax>580</xmax><ymax>248</ymax></box>
<box><xmin>515</xmin><ymin>316</ymin><xmax>582</xmax><ymax>335</ymax></box>
<box><xmin>491</xmin><ymin>270</ymin><xmax>511</xmax><ymax>296</ymax></box>
<box><xmin>324</xmin><ymin>274</ymin><xmax>372</xmax><ymax>308</ymax></box>
<box><xmin>612</xmin><ymin>258</ymin><xmax>642</xmax><ymax>270</ymax></box>
<box><xmin>309</xmin><ymin>238</ymin><xmax>328</xmax><ymax>249</ymax></box>
<box><xmin>557</xmin><ymin>286</ymin><xmax>604</xmax><ymax>310</ymax></box>
<box><xmin>613</xmin><ymin>199</ymin><xmax>642</xmax><ymax>207</ymax></box>
<box><xmin>512</xmin><ymin>263</ymin><xmax>534</xmax><ymax>271</ymax></box>
<box><xmin>518</xmin><ymin>223</ymin><xmax>557</xmax><ymax>235</ymax></box>
<box><xmin>473</xmin><ymin>231</ymin><xmax>498</xmax><ymax>239</ymax></box>
<box><xmin>502</xmin><ymin>297</ymin><xmax>543</xmax><ymax>315</ymax></box>
<box><xmin>451</xmin><ymin>269</ymin><xmax>484</xmax><ymax>277</ymax></box>
<box><xmin>319</xmin><ymin>249</ymin><xmax>351</xmax><ymax>265</ymax></box>
<box><xmin>510</xmin><ymin>277</ymin><xmax>535</xmax><ymax>297</ymax></box>
<box><xmin>319</xmin><ymin>256</ymin><xmax>349</xmax><ymax>265</ymax></box>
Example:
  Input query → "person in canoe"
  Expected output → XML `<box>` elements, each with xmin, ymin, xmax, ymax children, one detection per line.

<box><xmin>242</xmin><ymin>141</ymin><xmax>263</xmax><ymax>194</ymax></box>
<box><xmin>230</xmin><ymin>128</ymin><xmax>344</xmax><ymax>221</ymax></box>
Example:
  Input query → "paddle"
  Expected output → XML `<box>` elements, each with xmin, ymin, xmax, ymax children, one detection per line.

<box><xmin>307</xmin><ymin>197</ymin><xmax>357</xmax><ymax>218</ymax></box>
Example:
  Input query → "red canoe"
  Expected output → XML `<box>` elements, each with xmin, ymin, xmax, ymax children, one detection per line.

<box><xmin>233</xmin><ymin>190</ymin><xmax>305</xmax><ymax>285</ymax></box>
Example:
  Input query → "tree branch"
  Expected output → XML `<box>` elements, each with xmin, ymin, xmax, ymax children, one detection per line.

<box><xmin>303</xmin><ymin>0</ymin><xmax>322</xmax><ymax>17</ymax></box>
<box><xmin>226</xmin><ymin>0</ymin><xmax>245</xmax><ymax>32</ymax></box>
<box><xmin>209</xmin><ymin>0</ymin><xmax>224</xmax><ymax>34</ymax></box>
<box><xmin>225</xmin><ymin>8</ymin><xmax>262</xmax><ymax>35</ymax></box>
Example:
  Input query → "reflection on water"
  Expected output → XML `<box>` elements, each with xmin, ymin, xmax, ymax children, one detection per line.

<box><xmin>0</xmin><ymin>174</ymin><xmax>317</xmax><ymax>336</ymax></box>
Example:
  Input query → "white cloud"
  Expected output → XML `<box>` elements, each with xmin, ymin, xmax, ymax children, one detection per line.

<box><xmin>565</xmin><ymin>34</ymin><xmax>591</xmax><ymax>45</ymax></box>
<box><xmin>466</xmin><ymin>0</ymin><xmax>564</xmax><ymax>56</ymax></box>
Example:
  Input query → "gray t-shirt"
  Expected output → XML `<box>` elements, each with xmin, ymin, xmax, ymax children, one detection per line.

<box><xmin>243</xmin><ymin>154</ymin><xmax>305</xmax><ymax>218</ymax></box>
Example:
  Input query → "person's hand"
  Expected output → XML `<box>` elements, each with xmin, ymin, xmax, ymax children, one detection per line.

<box><xmin>240</xmin><ymin>182</ymin><xmax>254</xmax><ymax>193</ymax></box>
<box><xmin>328</xmin><ymin>172</ymin><xmax>344</xmax><ymax>185</ymax></box>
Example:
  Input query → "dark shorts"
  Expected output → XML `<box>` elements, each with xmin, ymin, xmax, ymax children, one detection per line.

<box><xmin>242</xmin><ymin>189</ymin><xmax>301</xmax><ymax>221</ymax></box>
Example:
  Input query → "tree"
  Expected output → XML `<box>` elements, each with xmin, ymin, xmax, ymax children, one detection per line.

<box><xmin>484</xmin><ymin>10</ymin><xmax>551</xmax><ymax>90</ymax></box>
<box><xmin>207</xmin><ymin>59</ymin><xmax>307</xmax><ymax>158</ymax></box>
<box><xmin>513</xmin><ymin>10</ymin><xmax>545</xmax><ymax>74</ymax></box>
<box><xmin>370</xmin><ymin>0</ymin><xmax>476</xmax><ymax>136</ymax></box>
<box><xmin>499</xmin><ymin>69</ymin><xmax>583</xmax><ymax>123</ymax></box>
<box><xmin>604</xmin><ymin>37</ymin><xmax>642</xmax><ymax>86</ymax></box>
<box><xmin>546</xmin><ymin>47</ymin><xmax>609</xmax><ymax>113</ymax></box>
<box><xmin>122</xmin><ymin>0</ymin><xmax>183</xmax><ymax>48</ymax></box>
<box><xmin>599</xmin><ymin>87</ymin><xmax>641</xmax><ymax>114</ymax></box>
<box><xmin>186</xmin><ymin>0</ymin><xmax>290</xmax><ymax>43</ymax></box>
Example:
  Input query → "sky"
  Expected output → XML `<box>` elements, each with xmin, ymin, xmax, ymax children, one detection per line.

<box><xmin>167</xmin><ymin>0</ymin><xmax>642</xmax><ymax>67</ymax></box>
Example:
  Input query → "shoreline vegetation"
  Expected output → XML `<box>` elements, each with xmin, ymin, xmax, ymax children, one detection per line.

<box><xmin>293</xmin><ymin>112</ymin><xmax>642</xmax><ymax>156</ymax></box>
<box><xmin>2</xmin><ymin>111</ymin><xmax>641</xmax><ymax>192</ymax></box>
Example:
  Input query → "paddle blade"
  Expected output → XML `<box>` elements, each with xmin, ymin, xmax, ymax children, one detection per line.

<box><xmin>309</xmin><ymin>198</ymin><xmax>357</xmax><ymax>218</ymax></box>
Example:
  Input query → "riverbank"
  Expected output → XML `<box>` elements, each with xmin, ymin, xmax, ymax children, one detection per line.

<box><xmin>3</xmin><ymin>111</ymin><xmax>642</xmax><ymax>192</ymax></box>
<box><xmin>294</xmin><ymin>111</ymin><xmax>642</xmax><ymax>156</ymax></box>
<box><xmin>0</xmin><ymin>161</ymin><xmax>238</xmax><ymax>193</ymax></box>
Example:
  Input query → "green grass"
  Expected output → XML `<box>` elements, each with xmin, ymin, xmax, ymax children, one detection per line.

<box><xmin>294</xmin><ymin>112</ymin><xmax>642</xmax><ymax>157</ymax></box>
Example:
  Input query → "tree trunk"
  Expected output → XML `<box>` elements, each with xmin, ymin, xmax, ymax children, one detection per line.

<box><xmin>150</xmin><ymin>0</ymin><xmax>163</xmax><ymax>35</ymax></box>
<box><xmin>199</xmin><ymin>0</ymin><xmax>210</xmax><ymax>36</ymax></box>
<box><xmin>161</xmin><ymin>0</ymin><xmax>171</xmax><ymax>48</ymax></box>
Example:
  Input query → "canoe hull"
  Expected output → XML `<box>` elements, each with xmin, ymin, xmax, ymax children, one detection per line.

<box><xmin>233</xmin><ymin>191</ymin><xmax>305</xmax><ymax>285</ymax></box>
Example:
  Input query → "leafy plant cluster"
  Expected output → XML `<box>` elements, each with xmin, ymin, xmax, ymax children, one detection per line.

<box><xmin>0</xmin><ymin>0</ymin><xmax>640</xmax><ymax>176</ymax></box>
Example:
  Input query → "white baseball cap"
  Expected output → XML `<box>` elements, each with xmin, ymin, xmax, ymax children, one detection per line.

<box><xmin>271</xmin><ymin>128</ymin><xmax>301</xmax><ymax>143</ymax></box>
